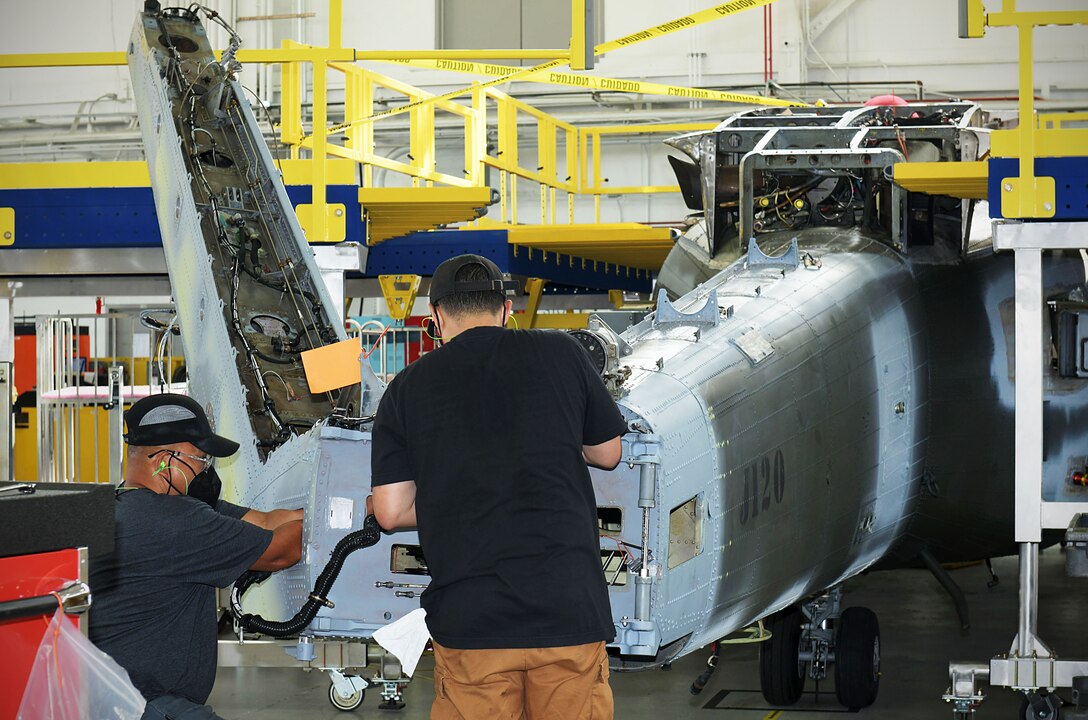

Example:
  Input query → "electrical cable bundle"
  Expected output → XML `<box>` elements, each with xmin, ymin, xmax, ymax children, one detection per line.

<box><xmin>230</xmin><ymin>514</ymin><xmax>383</xmax><ymax>637</ymax></box>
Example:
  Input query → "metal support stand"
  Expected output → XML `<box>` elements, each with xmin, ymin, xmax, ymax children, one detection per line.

<box><xmin>313</xmin><ymin>244</ymin><xmax>366</xmax><ymax>325</ymax></box>
<box><xmin>0</xmin><ymin>362</ymin><xmax>11</xmax><ymax>484</ymax></box>
<box><xmin>0</xmin><ymin>283</ymin><xmax>14</xmax><ymax>373</ymax></box>
<box><xmin>945</xmin><ymin>221</ymin><xmax>1088</xmax><ymax>716</ymax></box>
<box><xmin>376</xmin><ymin>650</ymin><xmax>407</xmax><ymax>710</ymax></box>
<box><xmin>105</xmin><ymin>365</ymin><xmax>125</xmax><ymax>483</ymax></box>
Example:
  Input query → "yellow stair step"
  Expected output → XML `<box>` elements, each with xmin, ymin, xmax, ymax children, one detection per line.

<box><xmin>893</xmin><ymin>160</ymin><xmax>988</xmax><ymax>200</ymax></box>
<box><xmin>359</xmin><ymin>186</ymin><xmax>496</xmax><ymax>245</ymax></box>
<box><xmin>506</xmin><ymin>223</ymin><xmax>677</xmax><ymax>271</ymax></box>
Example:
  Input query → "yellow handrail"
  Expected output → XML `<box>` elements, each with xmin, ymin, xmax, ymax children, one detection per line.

<box><xmin>2</xmin><ymin>0</ymin><xmax>786</xmax><ymax>240</ymax></box>
<box><xmin>961</xmin><ymin>0</ymin><xmax>1088</xmax><ymax>219</ymax></box>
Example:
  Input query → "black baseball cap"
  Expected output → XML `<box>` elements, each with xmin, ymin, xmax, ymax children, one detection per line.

<box><xmin>429</xmin><ymin>254</ymin><xmax>519</xmax><ymax>305</ymax></box>
<box><xmin>124</xmin><ymin>393</ymin><xmax>240</xmax><ymax>457</ymax></box>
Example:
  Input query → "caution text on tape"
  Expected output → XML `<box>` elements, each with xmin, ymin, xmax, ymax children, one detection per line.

<box><xmin>324</xmin><ymin>59</ymin><xmax>564</xmax><ymax>135</ymax></box>
<box><xmin>595</xmin><ymin>0</ymin><xmax>776</xmax><ymax>55</ymax></box>
<box><xmin>392</xmin><ymin>58</ymin><xmax>805</xmax><ymax>108</ymax></box>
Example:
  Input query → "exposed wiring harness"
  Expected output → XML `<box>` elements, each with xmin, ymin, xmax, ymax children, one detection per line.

<box><xmin>147</xmin><ymin>2</ymin><xmax>350</xmax><ymax>445</ymax></box>
<box><xmin>231</xmin><ymin>514</ymin><xmax>383</xmax><ymax>637</ymax></box>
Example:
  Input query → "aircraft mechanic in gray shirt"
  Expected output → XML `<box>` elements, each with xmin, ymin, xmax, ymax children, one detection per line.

<box><xmin>89</xmin><ymin>393</ymin><xmax>303</xmax><ymax>719</ymax></box>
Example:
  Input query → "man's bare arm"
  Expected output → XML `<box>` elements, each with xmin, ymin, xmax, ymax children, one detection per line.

<box><xmin>241</xmin><ymin>508</ymin><xmax>304</xmax><ymax>530</ymax></box>
<box><xmin>250</xmin><ymin>519</ymin><xmax>303</xmax><ymax>571</ymax></box>
<box><xmin>370</xmin><ymin>481</ymin><xmax>418</xmax><ymax>530</ymax></box>
<box><xmin>583</xmin><ymin>436</ymin><xmax>622</xmax><ymax>470</ymax></box>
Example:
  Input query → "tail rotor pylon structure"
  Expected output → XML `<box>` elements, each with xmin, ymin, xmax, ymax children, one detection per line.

<box><xmin>128</xmin><ymin>4</ymin><xmax>414</xmax><ymax>710</ymax></box>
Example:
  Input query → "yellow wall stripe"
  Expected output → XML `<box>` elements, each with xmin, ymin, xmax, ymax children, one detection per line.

<box><xmin>0</xmin><ymin>159</ymin><xmax>356</xmax><ymax>189</ymax></box>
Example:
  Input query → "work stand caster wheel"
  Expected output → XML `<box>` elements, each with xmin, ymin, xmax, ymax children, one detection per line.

<box><xmin>1021</xmin><ymin>691</ymin><xmax>1061</xmax><ymax>720</ymax></box>
<box><xmin>378</xmin><ymin>698</ymin><xmax>407</xmax><ymax>711</ymax></box>
<box><xmin>328</xmin><ymin>682</ymin><xmax>365</xmax><ymax>712</ymax></box>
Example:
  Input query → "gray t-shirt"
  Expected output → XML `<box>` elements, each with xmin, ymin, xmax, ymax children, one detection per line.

<box><xmin>89</xmin><ymin>489</ymin><xmax>272</xmax><ymax>703</ymax></box>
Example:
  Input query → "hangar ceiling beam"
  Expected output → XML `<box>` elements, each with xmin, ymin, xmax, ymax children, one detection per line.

<box><xmin>807</xmin><ymin>0</ymin><xmax>863</xmax><ymax>43</ymax></box>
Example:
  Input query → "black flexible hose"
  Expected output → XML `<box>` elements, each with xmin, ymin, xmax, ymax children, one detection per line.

<box><xmin>233</xmin><ymin>513</ymin><xmax>383</xmax><ymax>637</ymax></box>
<box><xmin>689</xmin><ymin>640</ymin><xmax>719</xmax><ymax>695</ymax></box>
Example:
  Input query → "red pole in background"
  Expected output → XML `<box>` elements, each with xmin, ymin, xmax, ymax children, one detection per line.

<box><xmin>95</xmin><ymin>296</ymin><xmax>103</xmax><ymax>315</ymax></box>
<box><xmin>762</xmin><ymin>5</ymin><xmax>768</xmax><ymax>84</ymax></box>
<box><xmin>768</xmin><ymin>5</ymin><xmax>774</xmax><ymax>82</ymax></box>
<box><xmin>762</xmin><ymin>4</ymin><xmax>774</xmax><ymax>85</ymax></box>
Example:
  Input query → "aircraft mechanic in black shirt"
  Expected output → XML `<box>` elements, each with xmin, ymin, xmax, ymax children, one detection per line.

<box><xmin>370</xmin><ymin>254</ymin><xmax>627</xmax><ymax>720</ymax></box>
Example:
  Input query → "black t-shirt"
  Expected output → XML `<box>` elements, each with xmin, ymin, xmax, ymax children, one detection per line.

<box><xmin>89</xmin><ymin>490</ymin><xmax>272</xmax><ymax>703</ymax></box>
<box><xmin>371</xmin><ymin>326</ymin><xmax>627</xmax><ymax>649</ymax></box>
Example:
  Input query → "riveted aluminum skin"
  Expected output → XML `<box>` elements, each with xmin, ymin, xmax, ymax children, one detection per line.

<box><xmin>605</xmin><ymin>229</ymin><xmax>928</xmax><ymax>666</ymax></box>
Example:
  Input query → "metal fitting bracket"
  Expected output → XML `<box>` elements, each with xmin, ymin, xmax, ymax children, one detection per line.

<box><xmin>746</xmin><ymin>237</ymin><xmax>800</xmax><ymax>270</ymax></box>
<box><xmin>653</xmin><ymin>289</ymin><xmax>719</xmax><ymax>330</ymax></box>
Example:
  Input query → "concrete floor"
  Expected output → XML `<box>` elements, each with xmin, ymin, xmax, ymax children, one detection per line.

<box><xmin>210</xmin><ymin>548</ymin><xmax>1086</xmax><ymax>719</ymax></box>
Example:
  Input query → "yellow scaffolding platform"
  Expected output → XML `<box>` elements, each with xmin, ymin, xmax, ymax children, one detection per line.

<box><xmin>359</xmin><ymin>187</ymin><xmax>495</xmax><ymax>245</ymax></box>
<box><xmin>506</xmin><ymin>224</ymin><xmax>677</xmax><ymax>272</ymax></box>
<box><xmin>893</xmin><ymin>160</ymin><xmax>990</xmax><ymax>199</ymax></box>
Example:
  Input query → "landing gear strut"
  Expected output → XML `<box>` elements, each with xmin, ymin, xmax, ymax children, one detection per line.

<box><xmin>756</xmin><ymin>587</ymin><xmax>882</xmax><ymax>710</ymax></box>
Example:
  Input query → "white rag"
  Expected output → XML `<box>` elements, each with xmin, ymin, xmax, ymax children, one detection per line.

<box><xmin>372</xmin><ymin>608</ymin><xmax>431</xmax><ymax>677</ymax></box>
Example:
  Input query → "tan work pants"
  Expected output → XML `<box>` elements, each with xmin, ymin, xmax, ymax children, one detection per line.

<box><xmin>431</xmin><ymin>640</ymin><xmax>613</xmax><ymax>720</ymax></box>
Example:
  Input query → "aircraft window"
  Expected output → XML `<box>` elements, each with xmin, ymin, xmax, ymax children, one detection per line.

<box><xmin>668</xmin><ymin>496</ymin><xmax>703</xmax><ymax>569</ymax></box>
<box><xmin>598</xmin><ymin>507</ymin><xmax>622</xmax><ymax>535</ymax></box>
<box><xmin>601</xmin><ymin>550</ymin><xmax>628</xmax><ymax>586</ymax></box>
<box><xmin>390</xmin><ymin>544</ymin><xmax>429</xmax><ymax>575</ymax></box>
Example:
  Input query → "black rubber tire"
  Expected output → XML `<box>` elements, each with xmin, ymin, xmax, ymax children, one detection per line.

<box><xmin>834</xmin><ymin>606</ymin><xmax>881</xmax><ymax>710</ymax></box>
<box><xmin>329</xmin><ymin>681</ymin><xmax>364</xmax><ymax>711</ymax></box>
<box><xmin>759</xmin><ymin>605</ymin><xmax>806</xmax><ymax>706</ymax></box>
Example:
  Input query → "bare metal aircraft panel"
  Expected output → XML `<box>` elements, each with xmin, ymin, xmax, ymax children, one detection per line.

<box><xmin>131</xmin><ymin>9</ymin><xmax>1086</xmax><ymax>709</ymax></box>
<box><xmin>128</xmin><ymin>7</ymin><xmax>399</xmax><ymax>631</ymax></box>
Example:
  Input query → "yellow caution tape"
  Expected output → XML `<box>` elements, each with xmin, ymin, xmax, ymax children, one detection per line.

<box><xmin>389</xmin><ymin>58</ymin><xmax>804</xmax><ymax>107</ymax></box>
<box><xmin>594</xmin><ymin>0</ymin><xmax>776</xmax><ymax>55</ymax></box>
<box><xmin>325</xmin><ymin>58</ymin><xmax>565</xmax><ymax>136</ymax></box>
<box><xmin>321</xmin><ymin>0</ymin><xmax>796</xmax><ymax>136</ymax></box>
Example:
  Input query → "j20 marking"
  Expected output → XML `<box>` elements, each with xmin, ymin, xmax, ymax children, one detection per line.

<box><xmin>739</xmin><ymin>450</ymin><xmax>785</xmax><ymax>525</ymax></box>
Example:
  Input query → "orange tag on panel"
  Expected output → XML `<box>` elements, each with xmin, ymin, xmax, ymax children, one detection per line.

<box><xmin>300</xmin><ymin>337</ymin><xmax>362</xmax><ymax>394</ymax></box>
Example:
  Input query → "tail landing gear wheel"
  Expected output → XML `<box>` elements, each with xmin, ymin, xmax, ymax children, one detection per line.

<box><xmin>760</xmin><ymin>605</ymin><xmax>806</xmax><ymax>706</ymax></box>
<box><xmin>834</xmin><ymin>607</ymin><xmax>880</xmax><ymax>710</ymax></box>
<box><xmin>329</xmin><ymin>682</ymin><xmax>365</xmax><ymax>712</ymax></box>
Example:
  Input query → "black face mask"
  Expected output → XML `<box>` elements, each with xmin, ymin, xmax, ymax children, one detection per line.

<box><xmin>187</xmin><ymin>466</ymin><xmax>222</xmax><ymax>508</ymax></box>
